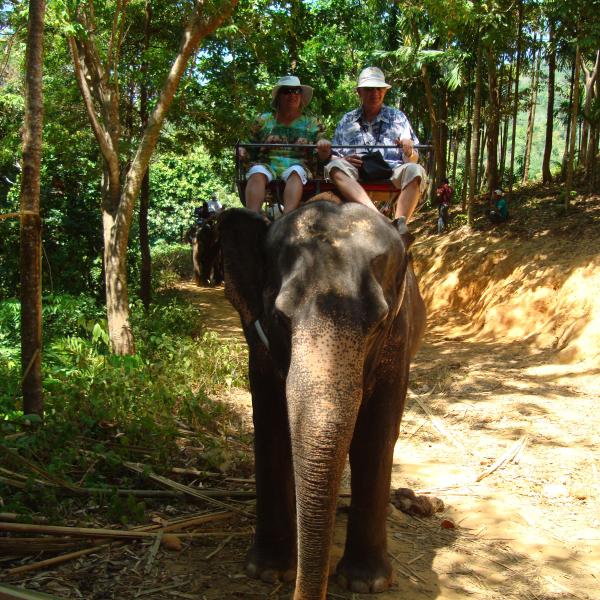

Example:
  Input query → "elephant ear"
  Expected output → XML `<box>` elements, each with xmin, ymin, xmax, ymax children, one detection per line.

<box><xmin>218</xmin><ymin>208</ymin><xmax>270</xmax><ymax>326</ymax></box>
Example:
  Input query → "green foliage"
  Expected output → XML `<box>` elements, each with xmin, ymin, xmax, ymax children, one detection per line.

<box><xmin>151</xmin><ymin>242</ymin><xmax>194</xmax><ymax>289</ymax></box>
<box><xmin>148</xmin><ymin>147</ymin><xmax>237</xmax><ymax>244</ymax></box>
<box><xmin>0</xmin><ymin>286</ymin><xmax>249</xmax><ymax>516</ymax></box>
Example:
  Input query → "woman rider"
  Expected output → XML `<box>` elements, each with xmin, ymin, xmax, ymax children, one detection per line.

<box><xmin>242</xmin><ymin>75</ymin><xmax>331</xmax><ymax>214</ymax></box>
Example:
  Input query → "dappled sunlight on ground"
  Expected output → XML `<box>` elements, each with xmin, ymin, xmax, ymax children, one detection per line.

<box><xmin>171</xmin><ymin>267</ymin><xmax>599</xmax><ymax>599</ymax></box>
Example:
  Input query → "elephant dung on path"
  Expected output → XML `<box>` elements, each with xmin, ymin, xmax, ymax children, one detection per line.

<box><xmin>218</xmin><ymin>201</ymin><xmax>426</xmax><ymax>600</ymax></box>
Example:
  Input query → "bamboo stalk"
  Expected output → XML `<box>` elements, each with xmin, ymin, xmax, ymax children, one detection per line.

<box><xmin>124</xmin><ymin>462</ymin><xmax>254</xmax><ymax>517</ymax></box>
<box><xmin>3</xmin><ymin>510</ymin><xmax>237</xmax><ymax>576</ymax></box>
<box><xmin>0</xmin><ymin>522</ymin><xmax>163</xmax><ymax>539</ymax></box>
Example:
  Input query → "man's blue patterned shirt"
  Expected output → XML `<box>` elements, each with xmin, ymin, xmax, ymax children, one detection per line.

<box><xmin>331</xmin><ymin>105</ymin><xmax>419</xmax><ymax>168</ymax></box>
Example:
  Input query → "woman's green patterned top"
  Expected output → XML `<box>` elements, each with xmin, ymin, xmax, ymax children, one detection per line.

<box><xmin>247</xmin><ymin>112</ymin><xmax>325</xmax><ymax>178</ymax></box>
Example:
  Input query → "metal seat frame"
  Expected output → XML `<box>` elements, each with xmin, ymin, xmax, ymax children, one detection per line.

<box><xmin>235</xmin><ymin>143</ymin><xmax>433</xmax><ymax>211</ymax></box>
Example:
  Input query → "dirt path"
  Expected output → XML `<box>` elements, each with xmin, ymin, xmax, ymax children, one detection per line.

<box><xmin>171</xmin><ymin>282</ymin><xmax>599</xmax><ymax>600</ymax></box>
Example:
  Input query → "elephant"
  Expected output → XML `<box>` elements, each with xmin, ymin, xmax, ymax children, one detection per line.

<box><xmin>186</xmin><ymin>218</ymin><xmax>223</xmax><ymax>287</ymax></box>
<box><xmin>218</xmin><ymin>200</ymin><xmax>426</xmax><ymax>600</ymax></box>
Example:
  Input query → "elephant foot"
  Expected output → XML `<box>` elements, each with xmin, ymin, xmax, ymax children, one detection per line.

<box><xmin>245</xmin><ymin>541</ymin><xmax>296</xmax><ymax>584</ymax></box>
<box><xmin>336</xmin><ymin>550</ymin><xmax>392</xmax><ymax>593</ymax></box>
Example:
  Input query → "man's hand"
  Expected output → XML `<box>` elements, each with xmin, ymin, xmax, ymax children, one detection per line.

<box><xmin>396</xmin><ymin>138</ymin><xmax>418</xmax><ymax>163</ymax></box>
<box><xmin>316</xmin><ymin>138</ymin><xmax>332</xmax><ymax>161</ymax></box>
<box><xmin>343</xmin><ymin>154</ymin><xmax>363</xmax><ymax>168</ymax></box>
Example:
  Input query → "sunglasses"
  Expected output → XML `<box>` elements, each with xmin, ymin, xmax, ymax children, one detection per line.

<box><xmin>280</xmin><ymin>87</ymin><xmax>302</xmax><ymax>95</ymax></box>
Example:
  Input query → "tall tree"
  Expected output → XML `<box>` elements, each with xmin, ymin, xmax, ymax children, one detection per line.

<box><xmin>542</xmin><ymin>21</ymin><xmax>556</xmax><ymax>183</ymax></box>
<box><xmin>565</xmin><ymin>42</ymin><xmax>582</xmax><ymax>208</ymax></box>
<box><xmin>468</xmin><ymin>44</ymin><xmax>482</xmax><ymax>226</ymax></box>
<box><xmin>139</xmin><ymin>0</ymin><xmax>152</xmax><ymax>310</ymax></box>
<box><xmin>20</xmin><ymin>0</ymin><xmax>45</xmax><ymax>416</ymax></box>
<box><xmin>486</xmin><ymin>47</ymin><xmax>501</xmax><ymax>192</ymax></box>
<box><xmin>67</xmin><ymin>0</ymin><xmax>238</xmax><ymax>354</ymax></box>
<box><xmin>581</xmin><ymin>49</ymin><xmax>600</xmax><ymax>177</ymax></box>
<box><xmin>508</xmin><ymin>0</ymin><xmax>523</xmax><ymax>191</ymax></box>
<box><xmin>522</xmin><ymin>36</ymin><xmax>540</xmax><ymax>184</ymax></box>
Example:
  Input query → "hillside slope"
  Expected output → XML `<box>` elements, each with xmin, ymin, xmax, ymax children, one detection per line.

<box><xmin>412</xmin><ymin>184</ymin><xmax>600</xmax><ymax>365</ymax></box>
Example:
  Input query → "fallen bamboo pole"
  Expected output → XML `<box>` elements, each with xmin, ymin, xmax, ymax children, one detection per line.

<box><xmin>3</xmin><ymin>510</ymin><xmax>238</xmax><ymax>576</ymax></box>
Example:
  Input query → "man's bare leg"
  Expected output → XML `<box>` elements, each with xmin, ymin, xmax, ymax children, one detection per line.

<box><xmin>330</xmin><ymin>169</ymin><xmax>380</xmax><ymax>213</ymax></box>
<box><xmin>394</xmin><ymin>178</ymin><xmax>421</xmax><ymax>220</ymax></box>
<box><xmin>246</xmin><ymin>173</ymin><xmax>268</xmax><ymax>212</ymax></box>
<box><xmin>283</xmin><ymin>171</ymin><xmax>303</xmax><ymax>213</ymax></box>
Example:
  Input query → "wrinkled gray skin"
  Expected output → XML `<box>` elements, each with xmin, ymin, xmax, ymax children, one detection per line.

<box><xmin>218</xmin><ymin>201</ymin><xmax>425</xmax><ymax>600</ymax></box>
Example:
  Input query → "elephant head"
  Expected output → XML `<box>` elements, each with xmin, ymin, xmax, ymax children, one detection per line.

<box><xmin>218</xmin><ymin>201</ymin><xmax>425</xmax><ymax>600</ymax></box>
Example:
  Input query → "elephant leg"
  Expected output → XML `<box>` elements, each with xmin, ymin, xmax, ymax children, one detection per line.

<box><xmin>246</xmin><ymin>352</ymin><xmax>296</xmax><ymax>583</ymax></box>
<box><xmin>337</xmin><ymin>361</ymin><xmax>410</xmax><ymax>593</ymax></box>
<box><xmin>191</xmin><ymin>238</ymin><xmax>201</xmax><ymax>286</ymax></box>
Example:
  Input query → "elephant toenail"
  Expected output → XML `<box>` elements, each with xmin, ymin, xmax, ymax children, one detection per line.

<box><xmin>350</xmin><ymin>580</ymin><xmax>370</xmax><ymax>593</ymax></box>
<box><xmin>372</xmin><ymin>576</ymin><xmax>391</xmax><ymax>592</ymax></box>
<box><xmin>260</xmin><ymin>569</ymin><xmax>278</xmax><ymax>583</ymax></box>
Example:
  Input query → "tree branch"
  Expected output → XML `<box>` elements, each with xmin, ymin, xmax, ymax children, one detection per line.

<box><xmin>117</xmin><ymin>0</ymin><xmax>239</xmax><ymax>240</ymax></box>
<box><xmin>68</xmin><ymin>36</ymin><xmax>119</xmax><ymax>182</ymax></box>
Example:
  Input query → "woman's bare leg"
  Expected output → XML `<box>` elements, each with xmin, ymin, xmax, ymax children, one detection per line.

<box><xmin>283</xmin><ymin>171</ymin><xmax>303</xmax><ymax>213</ymax></box>
<box><xmin>246</xmin><ymin>173</ymin><xmax>269</xmax><ymax>212</ymax></box>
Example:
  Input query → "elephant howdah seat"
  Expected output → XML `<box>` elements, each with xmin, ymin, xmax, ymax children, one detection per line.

<box><xmin>236</xmin><ymin>143</ymin><xmax>433</xmax><ymax>217</ymax></box>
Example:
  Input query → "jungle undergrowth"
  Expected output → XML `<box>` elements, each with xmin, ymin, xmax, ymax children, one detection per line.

<box><xmin>0</xmin><ymin>277</ymin><xmax>251</xmax><ymax>523</ymax></box>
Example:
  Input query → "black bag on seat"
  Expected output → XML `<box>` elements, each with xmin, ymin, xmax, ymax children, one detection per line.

<box><xmin>359</xmin><ymin>151</ymin><xmax>393</xmax><ymax>180</ymax></box>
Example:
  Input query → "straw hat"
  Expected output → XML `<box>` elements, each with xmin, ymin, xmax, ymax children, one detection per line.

<box><xmin>271</xmin><ymin>75</ymin><xmax>313</xmax><ymax>108</ymax></box>
<box><xmin>356</xmin><ymin>66</ymin><xmax>391</xmax><ymax>89</ymax></box>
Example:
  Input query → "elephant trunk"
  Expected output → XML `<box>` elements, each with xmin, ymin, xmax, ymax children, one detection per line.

<box><xmin>286</xmin><ymin>324</ymin><xmax>364</xmax><ymax>600</ymax></box>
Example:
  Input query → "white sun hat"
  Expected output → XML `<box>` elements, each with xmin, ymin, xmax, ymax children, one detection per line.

<box><xmin>494</xmin><ymin>189</ymin><xmax>504</xmax><ymax>196</ymax></box>
<box><xmin>271</xmin><ymin>75</ymin><xmax>313</xmax><ymax>108</ymax></box>
<box><xmin>356</xmin><ymin>66</ymin><xmax>391</xmax><ymax>89</ymax></box>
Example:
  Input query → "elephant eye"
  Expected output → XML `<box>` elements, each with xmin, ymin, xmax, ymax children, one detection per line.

<box><xmin>273</xmin><ymin>309</ymin><xmax>290</xmax><ymax>330</ymax></box>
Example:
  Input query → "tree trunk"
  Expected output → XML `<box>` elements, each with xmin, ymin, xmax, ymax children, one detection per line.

<box><xmin>565</xmin><ymin>43</ymin><xmax>582</xmax><ymax>209</ymax></box>
<box><xmin>509</xmin><ymin>0</ymin><xmax>523</xmax><ymax>192</ymax></box>
<box><xmin>486</xmin><ymin>47</ymin><xmax>501</xmax><ymax>193</ymax></box>
<box><xmin>562</xmin><ymin>57</ymin><xmax>576</xmax><ymax>179</ymax></box>
<box><xmin>451</xmin><ymin>132</ymin><xmax>459</xmax><ymax>186</ymax></box>
<box><xmin>69</xmin><ymin>0</ymin><xmax>239</xmax><ymax>354</ymax></box>
<box><xmin>522</xmin><ymin>38</ymin><xmax>540</xmax><ymax>184</ymax></box>
<box><xmin>581</xmin><ymin>50</ymin><xmax>600</xmax><ymax>179</ymax></box>
<box><xmin>542</xmin><ymin>23</ymin><xmax>556</xmax><ymax>184</ymax></box>
<box><xmin>500</xmin><ymin>62</ymin><xmax>512</xmax><ymax>181</ymax></box>
<box><xmin>477</xmin><ymin>123</ymin><xmax>487</xmax><ymax>193</ymax></box>
<box><xmin>590</xmin><ymin>75</ymin><xmax>600</xmax><ymax>191</ymax></box>
<box><xmin>468</xmin><ymin>46</ymin><xmax>482</xmax><ymax>226</ymax></box>
<box><xmin>421</xmin><ymin>63</ymin><xmax>445</xmax><ymax>187</ymax></box>
<box><xmin>440</xmin><ymin>86</ymin><xmax>449</xmax><ymax>179</ymax></box>
<box><xmin>20</xmin><ymin>0</ymin><xmax>45</xmax><ymax>417</ymax></box>
<box><xmin>139</xmin><ymin>0</ymin><xmax>152</xmax><ymax>310</ymax></box>
<box><xmin>462</xmin><ymin>77</ymin><xmax>473</xmax><ymax>212</ymax></box>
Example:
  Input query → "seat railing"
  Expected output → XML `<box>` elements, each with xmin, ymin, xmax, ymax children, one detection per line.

<box><xmin>235</xmin><ymin>143</ymin><xmax>433</xmax><ymax>210</ymax></box>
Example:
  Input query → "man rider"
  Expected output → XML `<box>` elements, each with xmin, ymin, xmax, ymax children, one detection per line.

<box><xmin>318</xmin><ymin>67</ymin><xmax>428</xmax><ymax>233</ymax></box>
<box><xmin>207</xmin><ymin>193</ymin><xmax>223</xmax><ymax>214</ymax></box>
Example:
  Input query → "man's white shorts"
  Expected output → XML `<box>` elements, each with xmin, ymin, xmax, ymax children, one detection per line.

<box><xmin>324</xmin><ymin>158</ymin><xmax>427</xmax><ymax>194</ymax></box>
<box><xmin>246</xmin><ymin>164</ymin><xmax>308</xmax><ymax>185</ymax></box>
